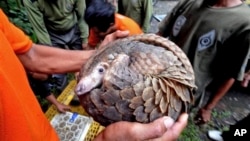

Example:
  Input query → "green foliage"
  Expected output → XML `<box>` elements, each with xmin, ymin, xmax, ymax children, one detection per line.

<box><xmin>36</xmin><ymin>95</ymin><xmax>50</xmax><ymax>112</ymax></box>
<box><xmin>179</xmin><ymin>116</ymin><xmax>201</xmax><ymax>141</ymax></box>
<box><xmin>212</xmin><ymin>109</ymin><xmax>231</xmax><ymax>119</ymax></box>
<box><xmin>0</xmin><ymin>0</ymin><xmax>37</xmax><ymax>42</ymax></box>
<box><xmin>178</xmin><ymin>108</ymin><xmax>233</xmax><ymax>141</ymax></box>
<box><xmin>0</xmin><ymin>1</ymin><xmax>8</xmax><ymax>14</ymax></box>
<box><xmin>67</xmin><ymin>73</ymin><xmax>76</xmax><ymax>82</ymax></box>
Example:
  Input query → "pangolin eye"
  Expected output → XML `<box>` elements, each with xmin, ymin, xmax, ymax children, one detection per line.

<box><xmin>98</xmin><ymin>68</ymin><xmax>104</xmax><ymax>73</ymax></box>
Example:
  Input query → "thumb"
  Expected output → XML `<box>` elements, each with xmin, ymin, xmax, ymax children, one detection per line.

<box><xmin>132</xmin><ymin>116</ymin><xmax>175</xmax><ymax>140</ymax></box>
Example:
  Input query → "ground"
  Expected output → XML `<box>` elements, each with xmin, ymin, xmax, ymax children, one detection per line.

<box><xmin>150</xmin><ymin>0</ymin><xmax>250</xmax><ymax>140</ymax></box>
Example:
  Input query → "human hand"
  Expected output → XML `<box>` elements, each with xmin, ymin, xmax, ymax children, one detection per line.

<box><xmin>94</xmin><ymin>113</ymin><xmax>188</xmax><ymax>141</ymax></box>
<box><xmin>55</xmin><ymin>102</ymin><xmax>71</xmax><ymax>113</ymax></box>
<box><xmin>99</xmin><ymin>30</ymin><xmax>129</xmax><ymax>48</ymax></box>
<box><xmin>98</xmin><ymin>25</ymin><xmax>117</xmax><ymax>39</ymax></box>
<box><xmin>194</xmin><ymin>108</ymin><xmax>211</xmax><ymax>125</ymax></box>
<box><xmin>30</xmin><ymin>72</ymin><xmax>49</xmax><ymax>81</ymax></box>
<box><xmin>82</xmin><ymin>43</ymin><xmax>91</xmax><ymax>50</ymax></box>
<box><xmin>74</xmin><ymin>71</ymin><xmax>80</xmax><ymax>80</ymax></box>
<box><xmin>241</xmin><ymin>70</ymin><xmax>250</xmax><ymax>87</ymax></box>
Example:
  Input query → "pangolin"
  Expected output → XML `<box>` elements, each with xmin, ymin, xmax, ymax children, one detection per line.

<box><xmin>75</xmin><ymin>34</ymin><xmax>196</xmax><ymax>126</ymax></box>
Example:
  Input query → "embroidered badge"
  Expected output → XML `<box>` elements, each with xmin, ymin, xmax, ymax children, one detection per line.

<box><xmin>197</xmin><ymin>30</ymin><xmax>215</xmax><ymax>51</ymax></box>
<box><xmin>173</xmin><ymin>15</ymin><xmax>186</xmax><ymax>37</ymax></box>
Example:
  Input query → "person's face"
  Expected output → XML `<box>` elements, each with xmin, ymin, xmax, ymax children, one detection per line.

<box><xmin>93</xmin><ymin>23</ymin><xmax>117</xmax><ymax>39</ymax></box>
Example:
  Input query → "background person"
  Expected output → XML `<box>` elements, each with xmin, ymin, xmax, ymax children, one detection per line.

<box><xmin>208</xmin><ymin>71</ymin><xmax>250</xmax><ymax>141</ymax></box>
<box><xmin>157</xmin><ymin>0</ymin><xmax>250</xmax><ymax>124</ymax></box>
<box><xmin>85</xmin><ymin>0</ymin><xmax>143</xmax><ymax>48</ymax></box>
<box><xmin>118</xmin><ymin>0</ymin><xmax>153</xmax><ymax>33</ymax></box>
<box><xmin>23</xmin><ymin>0</ymin><xmax>90</xmax><ymax>108</ymax></box>
<box><xmin>27</xmin><ymin>73</ymin><xmax>71</xmax><ymax>113</ymax></box>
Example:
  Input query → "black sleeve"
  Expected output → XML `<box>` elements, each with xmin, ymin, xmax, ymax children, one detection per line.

<box><xmin>215</xmin><ymin>31</ymin><xmax>250</xmax><ymax>80</ymax></box>
<box><xmin>28</xmin><ymin>74</ymin><xmax>51</xmax><ymax>98</ymax></box>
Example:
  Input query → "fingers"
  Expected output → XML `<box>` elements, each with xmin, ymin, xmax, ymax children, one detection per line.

<box><xmin>64</xmin><ymin>105</ymin><xmax>71</xmax><ymax>111</ymax></box>
<box><xmin>168</xmin><ymin>113</ymin><xmax>188</xmax><ymax>138</ymax></box>
<box><xmin>114</xmin><ymin>30</ymin><xmax>130</xmax><ymax>38</ymax></box>
<box><xmin>194</xmin><ymin>111</ymin><xmax>203</xmax><ymax>125</ymax></box>
<box><xmin>194</xmin><ymin>108</ymin><xmax>210</xmax><ymax>125</ymax></box>
<box><xmin>242</xmin><ymin>76</ymin><xmax>250</xmax><ymax>88</ymax></box>
<box><xmin>194</xmin><ymin>116</ymin><xmax>204</xmax><ymax>125</ymax></box>
<box><xmin>241</xmin><ymin>72</ymin><xmax>250</xmax><ymax>87</ymax></box>
<box><xmin>241</xmin><ymin>80</ymin><xmax>248</xmax><ymax>88</ymax></box>
<box><xmin>128</xmin><ymin>114</ymin><xmax>188</xmax><ymax>141</ymax></box>
<box><xmin>132</xmin><ymin>114</ymin><xmax>188</xmax><ymax>141</ymax></box>
<box><xmin>94</xmin><ymin>116</ymin><xmax>175</xmax><ymax>141</ymax></box>
<box><xmin>149</xmin><ymin>113</ymin><xmax>188</xmax><ymax>141</ymax></box>
<box><xmin>57</xmin><ymin>104</ymin><xmax>71</xmax><ymax>113</ymax></box>
<box><xmin>94</xmin><ymin>114</ymin><xmax>188</xmax><ymax>141</ymax></box>
<box><xmin>100</xmin><ymin>30</ymin><xmax>129</xmax><ymax>47</ymax></box>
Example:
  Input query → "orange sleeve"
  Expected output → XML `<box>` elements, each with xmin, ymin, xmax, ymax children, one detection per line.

<box><xmin>115</xmin><ymin>14</ymin><xmax>143</xmax><ymax>35</ymax></box>
<box><xmin>88</xmin><ymin>28</ymin><xmax>101</xmax><ymax>48</ymax></box>
<box><xmin>0</xmin><ymin>10</ymin><xmax>32</xmax><ymax>54</ymax></box>
<box><xmin>0</xmin><ymin>10</ymin><xmax>58</xmax><ymax>141</ymax></box>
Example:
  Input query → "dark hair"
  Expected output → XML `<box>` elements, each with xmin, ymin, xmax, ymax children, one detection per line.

<box><xmin>85</xmin><ymin>0</ymin><xmax>115</xmax><ymax>32</ymax></box>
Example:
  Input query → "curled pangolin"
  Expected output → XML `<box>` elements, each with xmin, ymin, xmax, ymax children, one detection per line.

<box><xmin>75</xmin><ymin>34</ymin><xmax>197</xmax><ymax>126</ymax></box>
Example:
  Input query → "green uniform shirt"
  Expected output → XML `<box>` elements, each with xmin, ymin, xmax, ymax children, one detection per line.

<box><xmin>118</xmin><ymin>0</ymin><xmax>153</xmax><ymax>33</ymax></box>
<box><xmin>159</xmin><ymin>0</ymin><xmax>250</xmax><ymax>94</ymax></box>
<box><xmin>106</xmin><ymin>0</ymin><xmax>118</xmax><ymax>12</ymax></box>
<box><xmin>23</xmin><ymin>0</ymin><xmax>89</xmax><ymax>45</ymax></box>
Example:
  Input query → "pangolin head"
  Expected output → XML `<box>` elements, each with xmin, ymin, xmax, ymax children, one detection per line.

<box><xmin>75</xmin><ymin>61</ymin><xmax>109</xmax><ymax>95</ymax></box>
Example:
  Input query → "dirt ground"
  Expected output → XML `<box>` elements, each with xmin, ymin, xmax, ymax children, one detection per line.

<box><xmin>150</xmin><ymin>1</ymin><xmax>250</xmax><ymax>140</ymax></box>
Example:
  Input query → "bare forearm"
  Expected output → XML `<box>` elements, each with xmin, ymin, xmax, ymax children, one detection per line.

<box><xmin>18</xmin><ymin>44</ymin><xmax>95</xmax><ymax>74</ymax></box>
<box><xmin>46</xmin><ymin>95</ymin><xmax>59</xmax><ymax>106</ymax></box>
<box><xmin>18</xmin><ymin>31</ymin><xmax>129</xmax><ymax>74</ymax></box>
<box><xmin>204</xmin><ymin>78</ymin><xmax>235</xmax><ymax>110</ymax></box>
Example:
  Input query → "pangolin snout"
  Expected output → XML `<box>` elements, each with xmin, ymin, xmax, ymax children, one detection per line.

<box><xmin>75</xmin><ymin>83</ymin><xmax>86</xmax><ymax>95</ymax></box>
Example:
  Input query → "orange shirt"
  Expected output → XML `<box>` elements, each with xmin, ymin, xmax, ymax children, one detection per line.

<box><xmin>88</xmin><ymin>13</ymin><xmax>143</xmax><ymax>47</ymax></box>
<box><xmin>0</xmin><ymin>10</ymin><xmax>59</xmax><ymax>141</ymax></box>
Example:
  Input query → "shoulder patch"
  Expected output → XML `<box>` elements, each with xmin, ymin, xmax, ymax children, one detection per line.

<box><xmin>197</xmin><ymin>30</ymin><xmax>215</xmax><ymax>51</ymax></box>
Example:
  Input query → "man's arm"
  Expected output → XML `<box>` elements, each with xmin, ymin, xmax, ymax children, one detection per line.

<box><xmin>18</xmin><ymin>30</ymin><xmax>129</xmax><ymax>74</ymax></box>
<box><xmin>195</xmin><ymin>78</ymin><xmax>234</xmax><ymax>124</ymax></box>
<box><xmin>205</xmin><ymin>78</ymin><xmax>235</xmax><ymax>110</ymax></box>
<box><xmin>75</xmin><ymin>0</ymin><xmax>89</xmax><ymax>45</ymax></box>
<box><xmin>141</xmin><ymin>0</ymin><xmax>153</xmax><ymax>33</ymax></box>
<box><xmin>18</xmin><ymin>44</ymin><xmax>95</xmax><ymax>74</ymax></box>
<box><xmin>23</xmin><ymin>0</ymin><xmax>52</xmax><ymax>45</ymax></box>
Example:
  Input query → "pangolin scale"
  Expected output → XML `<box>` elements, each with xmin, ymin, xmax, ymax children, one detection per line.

<box><xmin>76</xmin><ymin>34</ymin><xmax>197</xmax><ymax>126</ymax></box>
